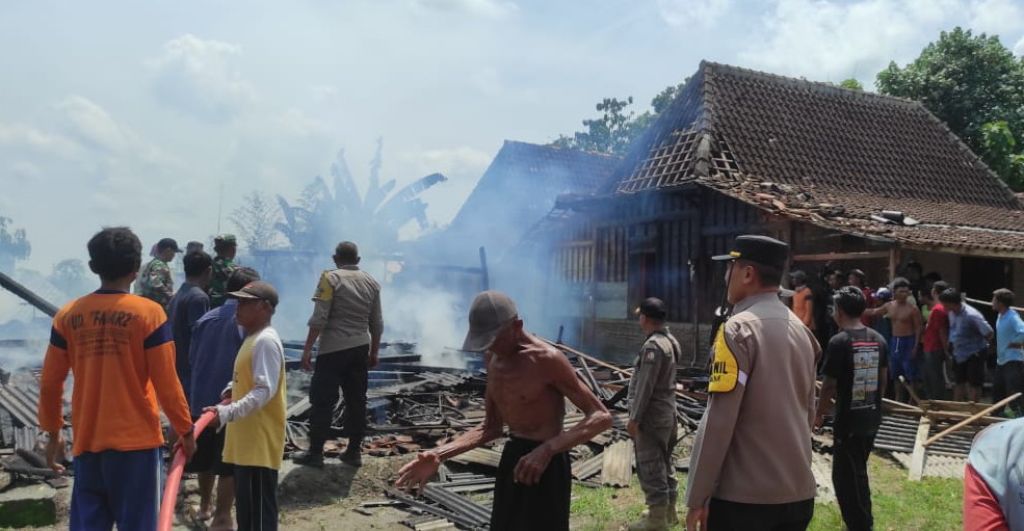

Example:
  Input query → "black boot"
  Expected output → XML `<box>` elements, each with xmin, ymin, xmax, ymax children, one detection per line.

<box><xmin>340</xmin><ymin>437</ymin><xmax>362</xmax><ymax>467</ymax></box>
<box><xmin>293</xmin><ymin>439</ymin><xmax>325</xmax><ymax>468</ymax></box>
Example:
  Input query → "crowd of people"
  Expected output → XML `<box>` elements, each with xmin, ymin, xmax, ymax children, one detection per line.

<box><xmin>32</xmin><ymin>227</ymin><xmax>1024</xmax><ymax>530</ymax></box>
<box><xmin>787</xmin><ymin>263</ymin><xmax>1024</xmax><ymax>415</ymax></box>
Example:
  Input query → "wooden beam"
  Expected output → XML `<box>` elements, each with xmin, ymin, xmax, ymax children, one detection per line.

<box><xmin>791</xmin><ymin>250</ymin><xmax>890</xmax><ymax>262</ymax></box>
<box><xmin>883</xmin><ymin>398</ymin><xmax>923</xmax><ymax>414</ymax></box>
<box><xmin>925</xmin><ymin>410</ymin><xmax>1005</xmax><ymax>425</ymax></box>
<box><xmin>908</xmin><ymin>416</ymin><xmax>931</xmax><ymax>481</ymax></box>
<box><xmin>923</xmin><ymin>392</ymin><xmax>1021</xmax><ymax>447</ymax></box>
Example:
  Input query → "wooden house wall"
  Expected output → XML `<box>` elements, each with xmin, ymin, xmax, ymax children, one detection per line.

<box><xmin>548</xmin><ymin>188</ymin><xmax>776</xmax><ymax>323</ymax></box>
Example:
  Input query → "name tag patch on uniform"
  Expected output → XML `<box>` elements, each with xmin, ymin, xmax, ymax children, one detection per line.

<box><xmin>709</xmin><ymin>327</ymin><xmax>741</xmax><ymax>393</ymax></box>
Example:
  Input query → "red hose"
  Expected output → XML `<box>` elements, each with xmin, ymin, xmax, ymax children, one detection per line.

<box><xmin>158</xmin><ymin>401</ymin><xmax>227</xmax><ymax>531</ymax></box>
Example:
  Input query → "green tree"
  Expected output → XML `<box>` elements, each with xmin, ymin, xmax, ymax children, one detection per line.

<box><xmin>0</xmin><ymin>216</ymin><xmax>30</xmax><ymax>273</ymax></box>
<box><xmin>553</xmin><ymin>82</ymin><xmax>686</xmax><ymax>156</ymax></box>
<box><xmin>877</xmin><ymin>27</ymin><xmax>1024</xmax><ymax>189</ymax></box>
<box><xmin>981</xmin><ymin>121</ymin><xmax>1024</xmax><ymax>190</ymax></box>
<box><xmin>839</xmin><ymin>78</ymin><xmax>863</xmax><ymax>91</ymax></box>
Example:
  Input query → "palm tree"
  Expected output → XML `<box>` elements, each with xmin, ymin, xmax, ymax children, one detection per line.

<box><xmin>276</xmin><ymin>139</ymin><xmax>447</xmax><ymax>255</ymax></box>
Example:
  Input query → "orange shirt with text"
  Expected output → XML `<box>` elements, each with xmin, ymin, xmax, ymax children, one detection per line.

<box><xmin>38</xmin><ymin>290</ymin><xmax>192</xmax><ymax>455</ymax></box>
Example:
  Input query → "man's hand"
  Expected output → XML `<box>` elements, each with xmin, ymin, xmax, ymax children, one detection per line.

<box><xmin>369</xmin><ymin>351</ymin><xmax>379</xmax><ymax>369</ymax></box>
<box><xmin>45</xmin><ymin>431</ymin><xmax>66</xmax><ymax>474</ymax></box>
<box><xmin>685</xmin><ymin>506</ymin><xmax>709</xmax><ymax>531</ymax></box>
<box><xmin>301</xmin><ymin>350</ymin><xmax>314</xmax><ymax>372</ymax></box>
<box><xmin>203</xmin><ymin>406</ymin><xmax>222</xmax><ymax>429</ymax></box>
<box><xmin>513</xmin><ymin>443</ymin><xmax>553</xmax><ymax>485</ymax></box>
<box><xmin>813</xmin><ymin>412</ymin><xmax>825</xmax><ymax>431</ymax></box>
<box><xmin>627</xmin><ymin>420</ymin><xmax>640</xmax><ymax>439</ymax></box>
<box><xmin>396</xmin><ymin>451</ymin><xmax>441</xmax><ymax>492</ymax></box>
<box><xmin>179</xmin><ymin>431</ymin><xmax>197</xmax><ymax>462</ymax></box>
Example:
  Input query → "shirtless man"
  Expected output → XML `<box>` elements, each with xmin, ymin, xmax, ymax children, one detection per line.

<box><xmin>865</xmin><ymin>277</ymin><xmax>923</xmax><ymax>402</ymax></box>
<box><xmin>396</xmin><ymin>291</ymin><xmax>612</xmax><ymax>530</ymax></box>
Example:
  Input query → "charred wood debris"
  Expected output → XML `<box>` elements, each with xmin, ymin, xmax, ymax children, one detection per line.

<box><xmin>280</xmin><ymin>338</ymin><xmax>711</xmax><ymax>530</ymax></box>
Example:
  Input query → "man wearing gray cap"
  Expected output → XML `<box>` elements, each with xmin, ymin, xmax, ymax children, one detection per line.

<box><xmin>205</xmin><ymin>280</ymin><xmax>287</xmax><ymax>531</ymax></box>
<box><xmin>396</xmin><ymin>291</ymin><xmax>613</xmax><ymax>530</ymax></box>
<box><xmin>686</xmin><ymin>235</ymin><xmax>818</xmax><ymax>531</ymax></box>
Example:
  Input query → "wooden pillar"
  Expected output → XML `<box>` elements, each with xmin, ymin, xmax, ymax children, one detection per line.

<box><xmin>888</xmin><ymin>246</ymin><xmax>902</xmax><ymax>283</ymax></box>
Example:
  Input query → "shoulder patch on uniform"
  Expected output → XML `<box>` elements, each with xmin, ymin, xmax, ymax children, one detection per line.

<box><xmin>312</xmin><ymin>270</ymin><xmax>334</xmax><ymax>302</ymax></box>
<box><xmin>709</xmin><ymin>327</ymin><xmax>739</xmax><ymax>393</ymax></box>
<box><xmin>644</xmin><ymin>348</ymin><xmax>657</xmax><ymax>362</ymax></box>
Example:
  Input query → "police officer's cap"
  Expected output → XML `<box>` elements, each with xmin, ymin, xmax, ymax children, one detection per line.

<box><xmin>712</xmin><ymin>235</ymin><xmax>789</xmax><ymax>270</ymax></box>
<box><xmin>635</xmin><ymin>297</ymin><xmax>667</xmax><ymax>320</ymax></box>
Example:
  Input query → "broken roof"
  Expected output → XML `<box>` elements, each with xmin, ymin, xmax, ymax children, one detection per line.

<box><xmin>612</xmin><ymin>61</ymin><xmax>1024</xmax><ymax>257</ymax></box>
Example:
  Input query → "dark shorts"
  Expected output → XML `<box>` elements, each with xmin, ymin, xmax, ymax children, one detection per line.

<box><xmin>889</xmin><ymin>335</ymin><xmax>918</xmax><ymax>381</ymax></box>
<box><xmin>184</xmin><ymin>418</ymin><xmax>233</xmax><ymax>476</ymax></box>
<box><xmin>491</xmin><ymin>436</ymin><xmax>571</xmax><ymax>531</ymax></box>
<box><xmin>954</xmin><ymin>354</ymin><xmax>985</xmax><ymax>386</ymax></box>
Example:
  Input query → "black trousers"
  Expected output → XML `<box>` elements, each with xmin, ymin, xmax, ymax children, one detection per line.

<box><xmin>491</xmin><ymin>437</ymin><xmax>571</xmax><ymax>531</ymax></box>
<box><xmin>234</xmin><ymin>465</ymin><xmax>278</xmax><ymax>531</ymax></box>
<box><xmin>708</xmin><ymin>498</ymin><xmax>814</xmax><ymax>531</ymax></box>
<box><xmin>993</xmin><ymin>361</ymin><xmax>1024</xmax><ymax>417</ymax></box>
<box><xmin>308</xmin><ymin>344</ymin><xmax>369</xmax><ymax>452</ymax></box>
<box><xmin>832</xmin><ymin>433</ymin><xmax>875</xmax><ymax>531</ymax></box>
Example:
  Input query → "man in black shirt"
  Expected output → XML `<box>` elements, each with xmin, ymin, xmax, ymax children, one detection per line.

<box><xmin>815</xmin><ymin>286</ymin><xmax>889</xmax><ymax>531</ymax></box>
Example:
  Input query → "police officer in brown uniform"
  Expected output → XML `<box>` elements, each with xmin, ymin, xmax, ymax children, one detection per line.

<box><xmin>627</xmin><ymin>297</ymin><xmax>681</xmax><ymax>530</ymax></box>
<box><xmin>686</xmin><ymin>235</ymin><xmax>819</xmax><ymax>531</ymax></box>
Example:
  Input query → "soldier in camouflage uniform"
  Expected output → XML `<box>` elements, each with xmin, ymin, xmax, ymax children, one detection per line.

<box><xmin>135</xmin><ymin>238</ymin><xmax>181</xmax><ymax>311</ymax></box>
<box><xmin>209</xmin><ymin>234</ymin><xmax>239</xmax><ymax>308</ymax></box>
<box><xmin>627</xmin><ymin>297</ymin><xmax>681</xmax><ymax>531</ymax></box>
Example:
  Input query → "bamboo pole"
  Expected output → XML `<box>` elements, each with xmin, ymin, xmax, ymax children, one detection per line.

<box><xmin>923</xmin><ymin>392</ymin><xmax>1021</xmax><ymax>447</ymax></box>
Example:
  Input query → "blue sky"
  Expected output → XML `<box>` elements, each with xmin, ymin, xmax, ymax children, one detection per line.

<box><xmin>1</xmin><ymin>0</ymin><xmax>1023</xmax><ymax>271</ymax></box>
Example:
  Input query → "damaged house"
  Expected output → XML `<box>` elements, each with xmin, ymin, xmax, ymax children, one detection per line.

<box><xmin>529</xmin><ymin>61</ymin><xmax>1024</xmax><ymax>363</ymax></box>
<box><xmin>409</xmin><ymin>140</ymin><xmax>618</xmax><ymax>336</ymax></box>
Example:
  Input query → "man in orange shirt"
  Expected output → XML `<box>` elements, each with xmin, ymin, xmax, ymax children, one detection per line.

<box><xmin>790</xmin><ymin>270</ymin><xmax>816</xmax><ymax>332</ymax></box>
<box><xmin>38</xmin><ymin>227</ymin><xmax>196</xmax><ymax>531</ymax></box>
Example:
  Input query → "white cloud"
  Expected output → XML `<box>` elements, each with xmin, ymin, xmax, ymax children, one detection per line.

<box><xmin>55</xmin><ymin>96</ymin><xmax>135</xmax><ymax>154</ymax></box>
<box><xmin>310</xmin><ymin>84</ymin><xmax>339</xmax><ymax>101</ymax></box>
<box><xmin>1016</xmin><ymin>35</ymin><xmax>1024</xmax><ymax>56</ymax></box>
<box><xmin>0</xmin><ymin>123</ymin><xmax>81</xmax><ymax>159</ymax></box>
<box><xmin>656</xmin><ymin>0</ymin><xmax>733</xmax><ymax>28</ymax></box>
<box><xmin>412</xmin><ymin>0</ymin><xmax>518</xmax><ymax>19</ymax></box>
<box><xmin>147</xmin><ymin>34</ymin><xmax>255</xmax><ymax>122</ymax></box>
<box><xmin>968</xmin><ymin>0</ymin><xmax>1024</xmax><ymax>38</ymax></box>
<box><xmin>736</xmin><ymin>0</ymin><xmax>968</xmax><ymax>84</ymax></box>
<box><xmin>8</xmin><ymin>161</ymin><xmax>42</xmax><ymax>182</ymax></box>
<box><xmin>471</xmin><ymin>67</ymin><xmax>502</xmax><ymax>95</ymax></box>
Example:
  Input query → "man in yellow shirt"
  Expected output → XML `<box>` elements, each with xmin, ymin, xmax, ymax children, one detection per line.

<box><xmin>206</xmin><ymin>281</ymin><xmax>286</xmax><ymax>531</ymax></box>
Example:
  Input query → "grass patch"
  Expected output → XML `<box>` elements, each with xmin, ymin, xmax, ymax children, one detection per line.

<box><xmin>570</xmin><ymin>455</ymin><xmax>962</xmax><ymax>530</ymax></box>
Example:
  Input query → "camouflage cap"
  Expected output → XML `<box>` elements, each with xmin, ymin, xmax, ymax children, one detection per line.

<box><xmin>214</xmin><ymin>234</ymin><xmax>237</xmax><ymax>245</ymax></box>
